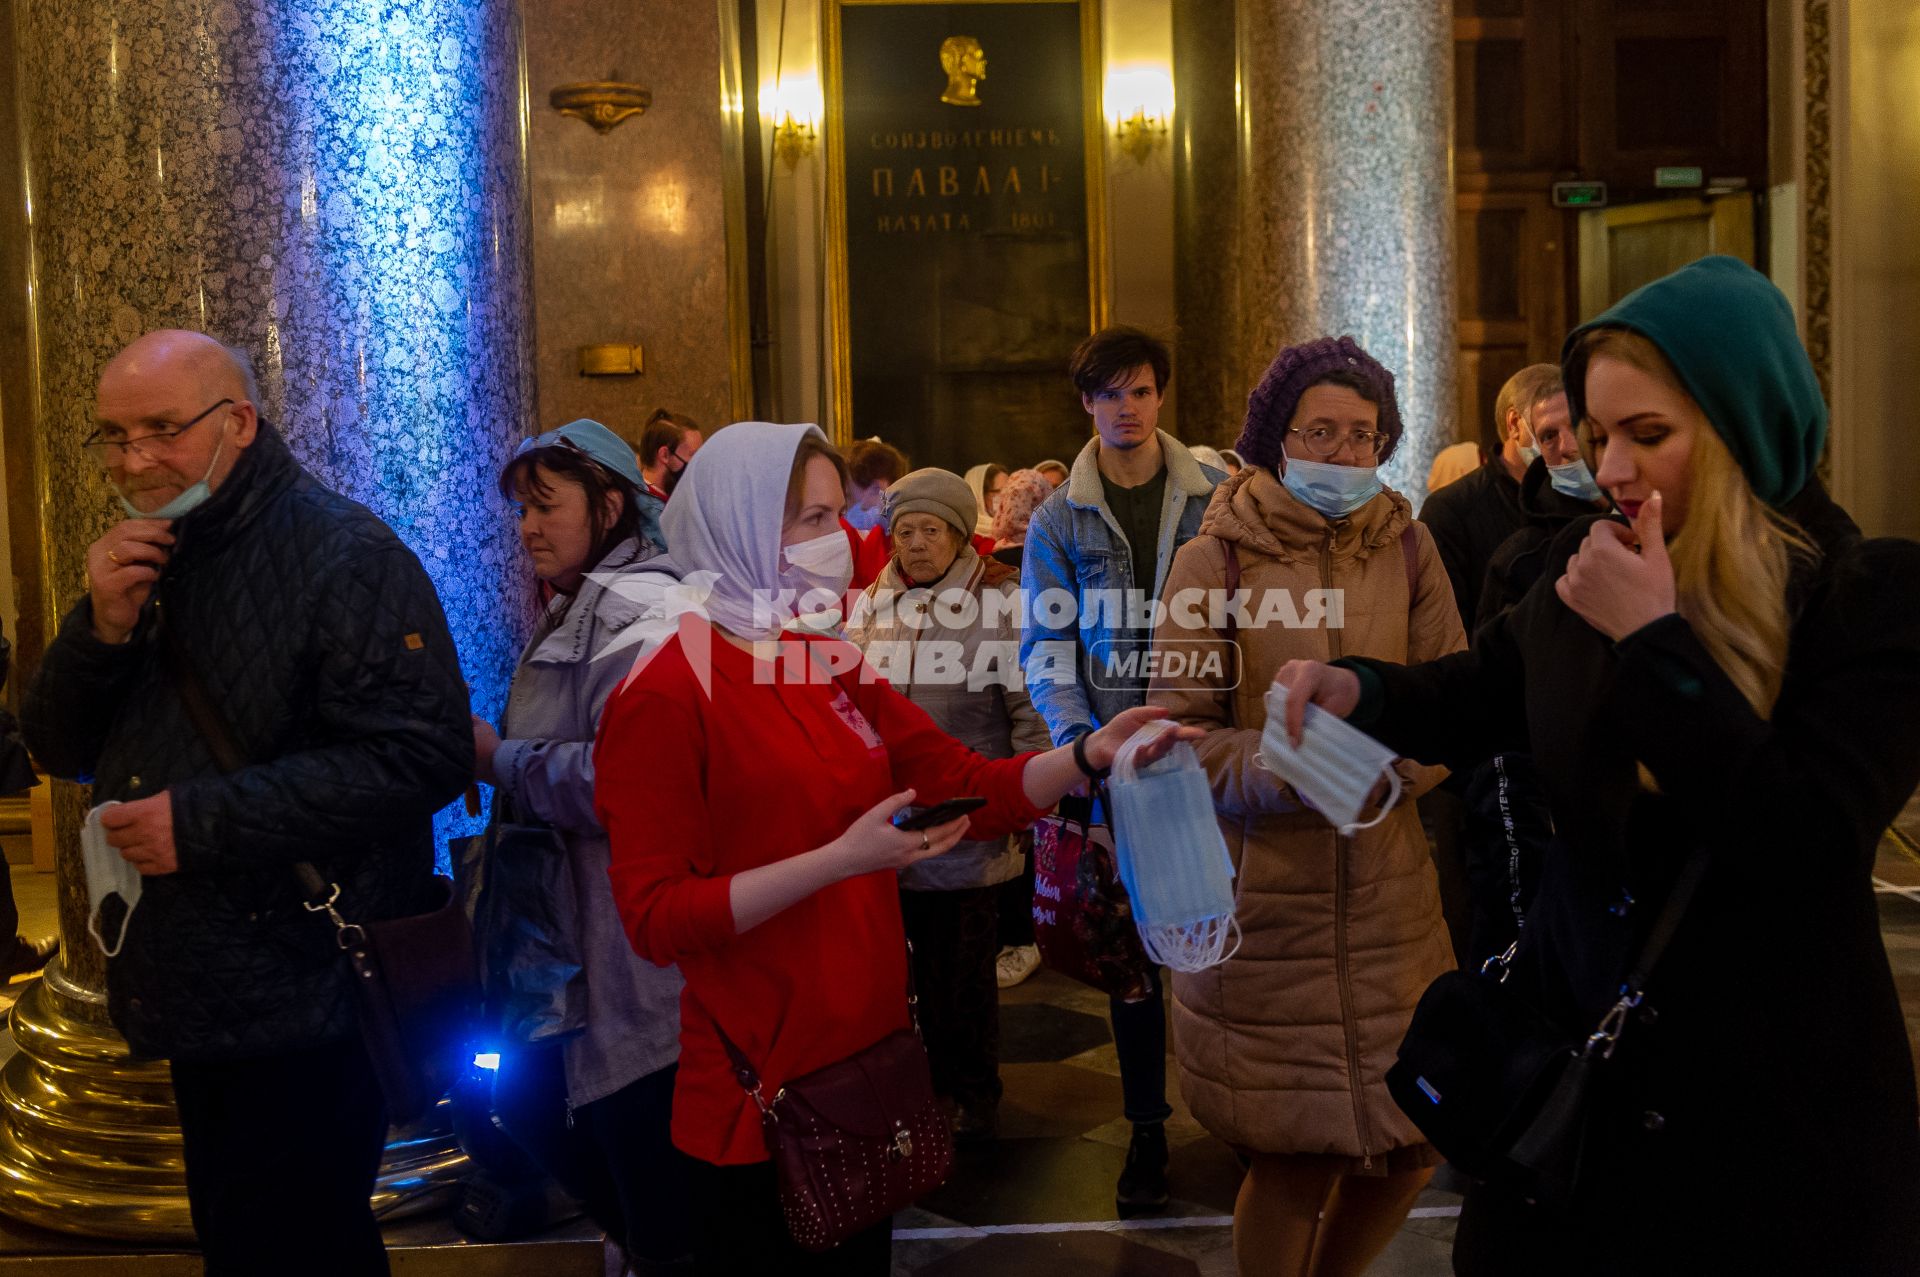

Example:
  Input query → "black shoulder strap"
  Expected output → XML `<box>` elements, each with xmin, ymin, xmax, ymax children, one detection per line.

<box><xmin>1624</xmin><ymin>845</ymin><xmax>1712</xmax><ymax>995</ymax></box>
<box><xmin>157</xmin><ymin>601</ymin><xmax>332</xmax><ymax>900</ymax></box>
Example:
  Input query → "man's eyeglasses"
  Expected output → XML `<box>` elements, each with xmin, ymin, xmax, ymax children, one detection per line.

<box><xmin>84</xmin><ymin>399</ymin><xmax>233</xmax><ymax>467</ymax></box>
<box><xmin>1288</xmin><ymin>425</ymin><xmax>1388</xmax><ymax>459</ymax></box>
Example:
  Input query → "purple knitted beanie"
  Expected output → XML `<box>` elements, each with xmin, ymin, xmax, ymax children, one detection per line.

<box><xmin>1234</xmin><ymin>335</ymin><xmax>1403</xmax><ymax>471</ymax></box>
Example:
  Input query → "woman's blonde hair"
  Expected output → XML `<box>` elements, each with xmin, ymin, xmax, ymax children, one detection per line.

<box><xmin>1578</xmin><ymin>329</ymin><xmax>1809</xmax><ymax>718</ymax></box>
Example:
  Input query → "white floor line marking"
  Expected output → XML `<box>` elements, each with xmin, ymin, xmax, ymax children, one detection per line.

<box><xmin>1873</xmin><ymin>876</ymin><xmax>1920</xmax><ymax>906</ymax></box>
<box><xmin>894</xmin><ymin>1204</ymin><xmax>1460</xmax><ymax>1240</ymax></box>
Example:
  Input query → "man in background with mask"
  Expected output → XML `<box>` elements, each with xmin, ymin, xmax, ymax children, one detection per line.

<box><xmin>1020</xmin><ymin>325</ymin><xmax>1221</xmax><ymax>1217</ymax></box>
<box><xmin>1418</xmin><ymin>363</ymin><xmax>1562</xmax><ymax>627</ymax></box>
<box><xmin>21</xmin><ymin>329</ymin><xmax>472</xmax><ymax>1276</ymax></box>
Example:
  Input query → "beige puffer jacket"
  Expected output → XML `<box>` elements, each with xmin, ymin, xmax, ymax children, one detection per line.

<box><xmin>1146</xmin><ymin>466</ymin><xmax>1465</xmax><ymax>1166</ymax></box>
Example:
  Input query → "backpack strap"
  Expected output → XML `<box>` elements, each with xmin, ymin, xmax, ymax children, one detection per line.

<box><xmin>1400</xmin><ymin>524</ymin><xmax>1420</xmax><ymax>601</ymax></box>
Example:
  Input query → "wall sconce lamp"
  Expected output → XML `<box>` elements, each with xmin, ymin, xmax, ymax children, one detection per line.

<box><xmin>764</xmin><ymin>73</ymin><xmax>823</xmax><ymax>170</ymax></box>
<box><xmin>1106</xmin><ymin>64</ymin><xmax>1174</xmax><ymax>165</ymax></box>
<box><xmin>772</xmin><ymin>113</ymin><xmax>818</xmax><ymax>168</ymax></box>
<box><xmin>550</xmin><ymin>82</ymin><xmax>652</xmax><ymax>134</ymax></box>
<box><xmin>1113</xmin><ymin>108</ymin><xmax>1170</xmax><ymax>163</ymax></box>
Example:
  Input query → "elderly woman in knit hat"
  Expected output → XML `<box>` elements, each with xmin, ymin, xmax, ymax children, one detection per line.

<box><xmin>1274</xmin><ymin>258</ymin><xmax>1920</xmax><ymax>1273</ymax></box>
<box><xmin>846</xmin><ymin>468</ymin><xmax>1051</xmax><ymax>1142</ymax></box>
<box><xmin>1146</xmin><ymin>336</ymin><xmax>1466</xmax><ymax>1277</ymax></box>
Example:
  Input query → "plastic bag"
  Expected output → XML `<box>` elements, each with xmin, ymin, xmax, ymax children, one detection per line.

<box><xmin>1106</xmin><ymin>720</ymin><xmax>1240</xmax><ymax>973</ymax></box>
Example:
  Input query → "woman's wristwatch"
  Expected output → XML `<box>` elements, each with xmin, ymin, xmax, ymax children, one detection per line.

<box><xmin>1072</xmin><ymin>730</ymin><xmax>1111</xmax><ymax>782</ymax></box>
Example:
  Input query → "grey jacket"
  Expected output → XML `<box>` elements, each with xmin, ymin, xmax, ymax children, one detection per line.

<box><xmin>847</xmin><ymin>547</ymin><xmax>1051</xmax><ymax>890</ymax></box>
<box><xmin>494</xmin><ymin>538</ymin><xmax>683</xmax><ymax>1105</ymax></box>
<box><xmin>1019</xmin><ymin>432</ymin><xmax>1223</xmax><ymax>745</ymax></box>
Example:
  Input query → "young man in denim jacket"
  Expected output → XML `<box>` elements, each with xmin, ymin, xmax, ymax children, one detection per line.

<box><xmin>1019</xmin><ymin>326</ymin><xmax>1222</xmax><ymax>1215</ymax></box>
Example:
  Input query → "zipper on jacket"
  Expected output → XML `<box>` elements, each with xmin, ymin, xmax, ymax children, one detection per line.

<box><xmin>1333</xmin><ymin>830</ymin><xmax>1374</xmax><ymax>1169</ymax></box>
<box><xmin>1319</xmin><ymin>527</ymin><xmax>1341</xmax><ymax>660</ymax></box>
<box><xmin>1322</xmin><ymin>523</ymin><xmax>1371</xmax><ymax>1167</ymax></box>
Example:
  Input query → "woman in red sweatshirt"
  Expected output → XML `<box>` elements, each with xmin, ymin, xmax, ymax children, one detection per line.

<box><xmin>595</xmin><ymin>422</ymin><xmax>1194</xmax><ymax>1274</ymax></box>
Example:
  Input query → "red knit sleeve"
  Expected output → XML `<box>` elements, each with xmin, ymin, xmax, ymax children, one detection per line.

<box><xmin>847</xmin><ymin>669</ymin><xmax>1047</xmax><ymax>840</ymax></box>
<box><xmin>594</xmin><ymin>679</ymin><xmax>737</xmax><ymax>964</ymax></box>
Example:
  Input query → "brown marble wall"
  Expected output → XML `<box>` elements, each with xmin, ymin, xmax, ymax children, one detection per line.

<box><xmin>526</xmin><ymin>0</ymin><xmax>738</xmax><ymax>439</ymax></box>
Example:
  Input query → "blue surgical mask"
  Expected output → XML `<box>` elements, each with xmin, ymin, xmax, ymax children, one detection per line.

<box><xmin>1547</xmin><ymin>457</ymin><xmax>1607</xmax><ymax>504</ymax></box>
<box><xmin>1280</xmin><ymin>457</ymin><xmax>1383</xmax><ymax>519</ymax></box>
<box><xmin>844</xmin><ymin>503</ymin><xmax>884</xmax><ymax>533</ymax></box>
<box><xmin>1516</xmin><ymin>440</ymin><xmax>1541</xmax><ymax>466</ymax></box>
<box><xmin>115</xmin><ymin>432</ymin><xmax>227</xmax><ymax>521</ymax></box>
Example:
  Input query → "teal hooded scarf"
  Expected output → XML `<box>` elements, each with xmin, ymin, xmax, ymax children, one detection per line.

<box><xmin>1562</xmin><ymin>255</ymin><xmax>1826</xmax><ymax>508</ymax></box>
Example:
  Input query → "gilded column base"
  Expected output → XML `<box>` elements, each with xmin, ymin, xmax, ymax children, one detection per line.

<box><xmin>0</xmin><ymin>958</ymin><xmax>470</xmax><ymax>1243</ymax></box>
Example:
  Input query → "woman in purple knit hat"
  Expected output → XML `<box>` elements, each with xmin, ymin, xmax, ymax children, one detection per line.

<box><xmin>1145</xmin><ymin>336</ymin><xmax>1466</xmax><ymax>1277</ymax></box>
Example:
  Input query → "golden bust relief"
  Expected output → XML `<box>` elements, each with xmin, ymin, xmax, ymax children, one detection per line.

<box><xmin>939</xmin><ymin>36</ymin><xmax>987</xmax><ymax>107</ymax></box>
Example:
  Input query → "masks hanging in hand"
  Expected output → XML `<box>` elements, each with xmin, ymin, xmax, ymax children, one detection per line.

<box><xmin>1107</xmin><ymin>720</ymin><xmax>1240</xmax><ymax>973</ymax></box>
<box><xmin>1547</xmin><ymin>457</ymin><xmax>1608</xmax><ymax>504</ymax></box>
<box><xmin>1279</xmin><ymin>458</ymin><xmax>1383</xmax><ymax>519</ymax></box>
<box><xmin>81</xmin><ymin>801</ymin><xmax>143</xmax><ymax>957</ymax></box>
<box><xmin>1257</xmin><ymin>684</ymin><xmax>1403</xmax><ymax>835</ymax></box>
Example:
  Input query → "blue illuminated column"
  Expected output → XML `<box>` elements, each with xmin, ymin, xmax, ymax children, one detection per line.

<box><xmin>17</xmin><ymin>0</ymin><xmax>534</xmax><ymax>878</ymax></box>
<box><xmin>0</xmin><ymin>0</ymin><xmax>533</xmax><ymax>1240</ymax></box>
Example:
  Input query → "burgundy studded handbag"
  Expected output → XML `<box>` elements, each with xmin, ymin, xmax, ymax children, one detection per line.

<box><xmin>709</xmin><ymin>958</ymin><xmax>953</xmax><ymax>1252</ymax></box>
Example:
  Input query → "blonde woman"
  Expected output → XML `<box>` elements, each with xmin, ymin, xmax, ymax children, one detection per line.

<box><xmin>1273</xmin><ymin>257</ymin><xmax>1920</xmax><ymax>1273</ymax></box>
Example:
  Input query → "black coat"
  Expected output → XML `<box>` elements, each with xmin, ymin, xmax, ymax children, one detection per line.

<box><xmin>1472</xmin><ymin>459</ymin><xmax>1609</xmax><ymax>632</ymax></box>
<box><xmin>1349</xmin><ymin>482</ymin><xmax>1920</xmax><ymax>1270</ymax></box>
<box><xmin>1451</xmin><ymin>462</ymin><xmax>1611</xmax><ymax>967</ymax></box>
<box><xmin>23</xmin><ymin>424</ymin><xmax>473</xmax><ymax>1061</ymax></box>
<box><xmin>1417</xmin><ymin>456</ymin><xmax>1526</xmax><ymax>629</ymax></box>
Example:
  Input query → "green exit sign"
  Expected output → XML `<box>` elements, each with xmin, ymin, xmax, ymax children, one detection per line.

<box><xmin>1655</xmin><ymin>166</ymin><xmax>1705</xmax><ymax>189</ymax></box>
<box><xmin>1552</xmin><ymin>181</ymin><xmax>1609</xmax><ymax>208</ymax></box>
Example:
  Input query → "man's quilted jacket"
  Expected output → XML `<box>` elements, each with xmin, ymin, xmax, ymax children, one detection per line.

<box><xmin>23</xmin><ymin>423</ymin><xmax>473</xmax><ymax>1061</ymax></box>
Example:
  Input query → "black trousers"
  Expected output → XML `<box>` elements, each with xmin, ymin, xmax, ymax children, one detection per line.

<box><xmin>170</xmin><ymin>1037</ymin><xmax>390</xmax><ymax>1277</ymax></box>
<box><xmin>900</xmin><ymin>886</ymin><xmax>1002</xmax><ymax>1110</ymax></box>
<box><xmin>493</xmin><ymin>1045</ymin><xmax>693</xmax><ymax>1264</ymax></box>
<box><xmin>689</xmin><ymin>1158</ymin><xmax>890</xmax><ymax>1275</ymax></box>
<box><xmin>996</xmin><ymin>832</ymin><xmax>1037</xmax><ymax>947</ymax></box>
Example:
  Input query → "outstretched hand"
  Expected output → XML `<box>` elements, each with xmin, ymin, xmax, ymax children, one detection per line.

<box><xmin>1082</xmin><ymin>706</ymin><xmax>1205</xmax><ymax>773</ymax></box>
<box><xmin>1269</xmin><ymin>661</ymin><xmax>1362</xmax><ymax>747</ymax></box>
<box><xmin>1555</xmin><ymin>491</ymin><xmax>1677</xmax><ymax>640</ymax></box>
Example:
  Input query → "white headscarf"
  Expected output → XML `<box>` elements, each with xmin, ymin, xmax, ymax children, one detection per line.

<box><xmin>655</xmin><ymin>421</ymin><xmax>827</xmax><ymax>640</ymax></box>
<box><xmin>963</xmin><ymin>463</ymin><xmax>998</xmax><ymax>537</ymax></box>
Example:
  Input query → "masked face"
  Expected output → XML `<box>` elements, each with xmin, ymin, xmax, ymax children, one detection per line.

<box><xmin>779</xmin><ymin>454</ymin><xmax>853</xmax><ymax>626</ymax></box>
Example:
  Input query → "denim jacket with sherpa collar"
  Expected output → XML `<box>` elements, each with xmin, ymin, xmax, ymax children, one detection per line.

<box><xmin>1019</xmin><ymin>431</ymin><xmax>1223</xmax><ymax>744</ymax></box>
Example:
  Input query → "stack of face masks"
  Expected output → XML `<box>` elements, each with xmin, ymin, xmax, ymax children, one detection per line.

<box><xmin>1106</xmin><ymin>720</ymin><xmax>1241</xmax><ymax>973</ymax></box>
<box><xmin>82</xmin><ymin>801</ymin><xmax>142</xmax><ymax>957</ymax></box>
<box><xmin>1257</xmin><ymin>684</ymin><xmax>1403</xmax><ymax>835</ymax></box>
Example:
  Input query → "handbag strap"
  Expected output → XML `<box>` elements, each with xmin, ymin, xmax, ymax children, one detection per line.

<box><xmin>1580</xmin><ymin>844</ymin><xmax>1712</xmax><ymax>1060</ymax></box>
<box><xmin>156</xmin><ymin>603</ymin><xmax>340</xmax><ymax>911</ymax></box>
<box><xmin>708</xmin><ymin>939</ymin><xmax>927</xmax><ymax>1112</ymax></box>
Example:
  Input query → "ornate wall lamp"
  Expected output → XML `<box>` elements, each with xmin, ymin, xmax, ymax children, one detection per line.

<box><xmin>1106</xmin><ymin>64</ymin><xmax>1173</xmax><ymax>165</ymax></box>
<box><xmin>550</xmin><ymin>81</ymin><xmax>653</xmax><ymax>133</ymax></box>
<box><xmin>765</xmin><ymin>73</ymin><xmax>823</xmax><ymax>169</ymax></box>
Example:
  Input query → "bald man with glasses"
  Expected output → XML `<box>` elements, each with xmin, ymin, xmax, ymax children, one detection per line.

<box><xmin>23</xmin><ymin>329</ymin><xmax>472</xmax><ymax>1276</ymax></box>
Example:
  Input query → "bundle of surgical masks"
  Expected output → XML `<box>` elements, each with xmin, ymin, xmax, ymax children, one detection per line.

<box><xmin>1107</xmin><ymin>720</ymin><xmax>1241</xmax><ymax>973</ymax></box>
<box><xmin>82</xmin><ymin>801</ymin><xmax>142</xmax><ymax>957</ymax></box>
<box><xmin>1257</xmin><ymin>684</ymin><xmax>1403</xmax><ymax>835</ymax></box>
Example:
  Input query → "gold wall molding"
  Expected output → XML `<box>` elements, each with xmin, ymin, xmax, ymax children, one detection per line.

<box><xmin>549</xmin><ymin>81</ymin><xmax>653</xmax><ymax>133</ymax></box>
<box><xmin>1803</xmin><ymin>0</ymin><xmax>1832</xmax><ymax>403</ymax></box>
